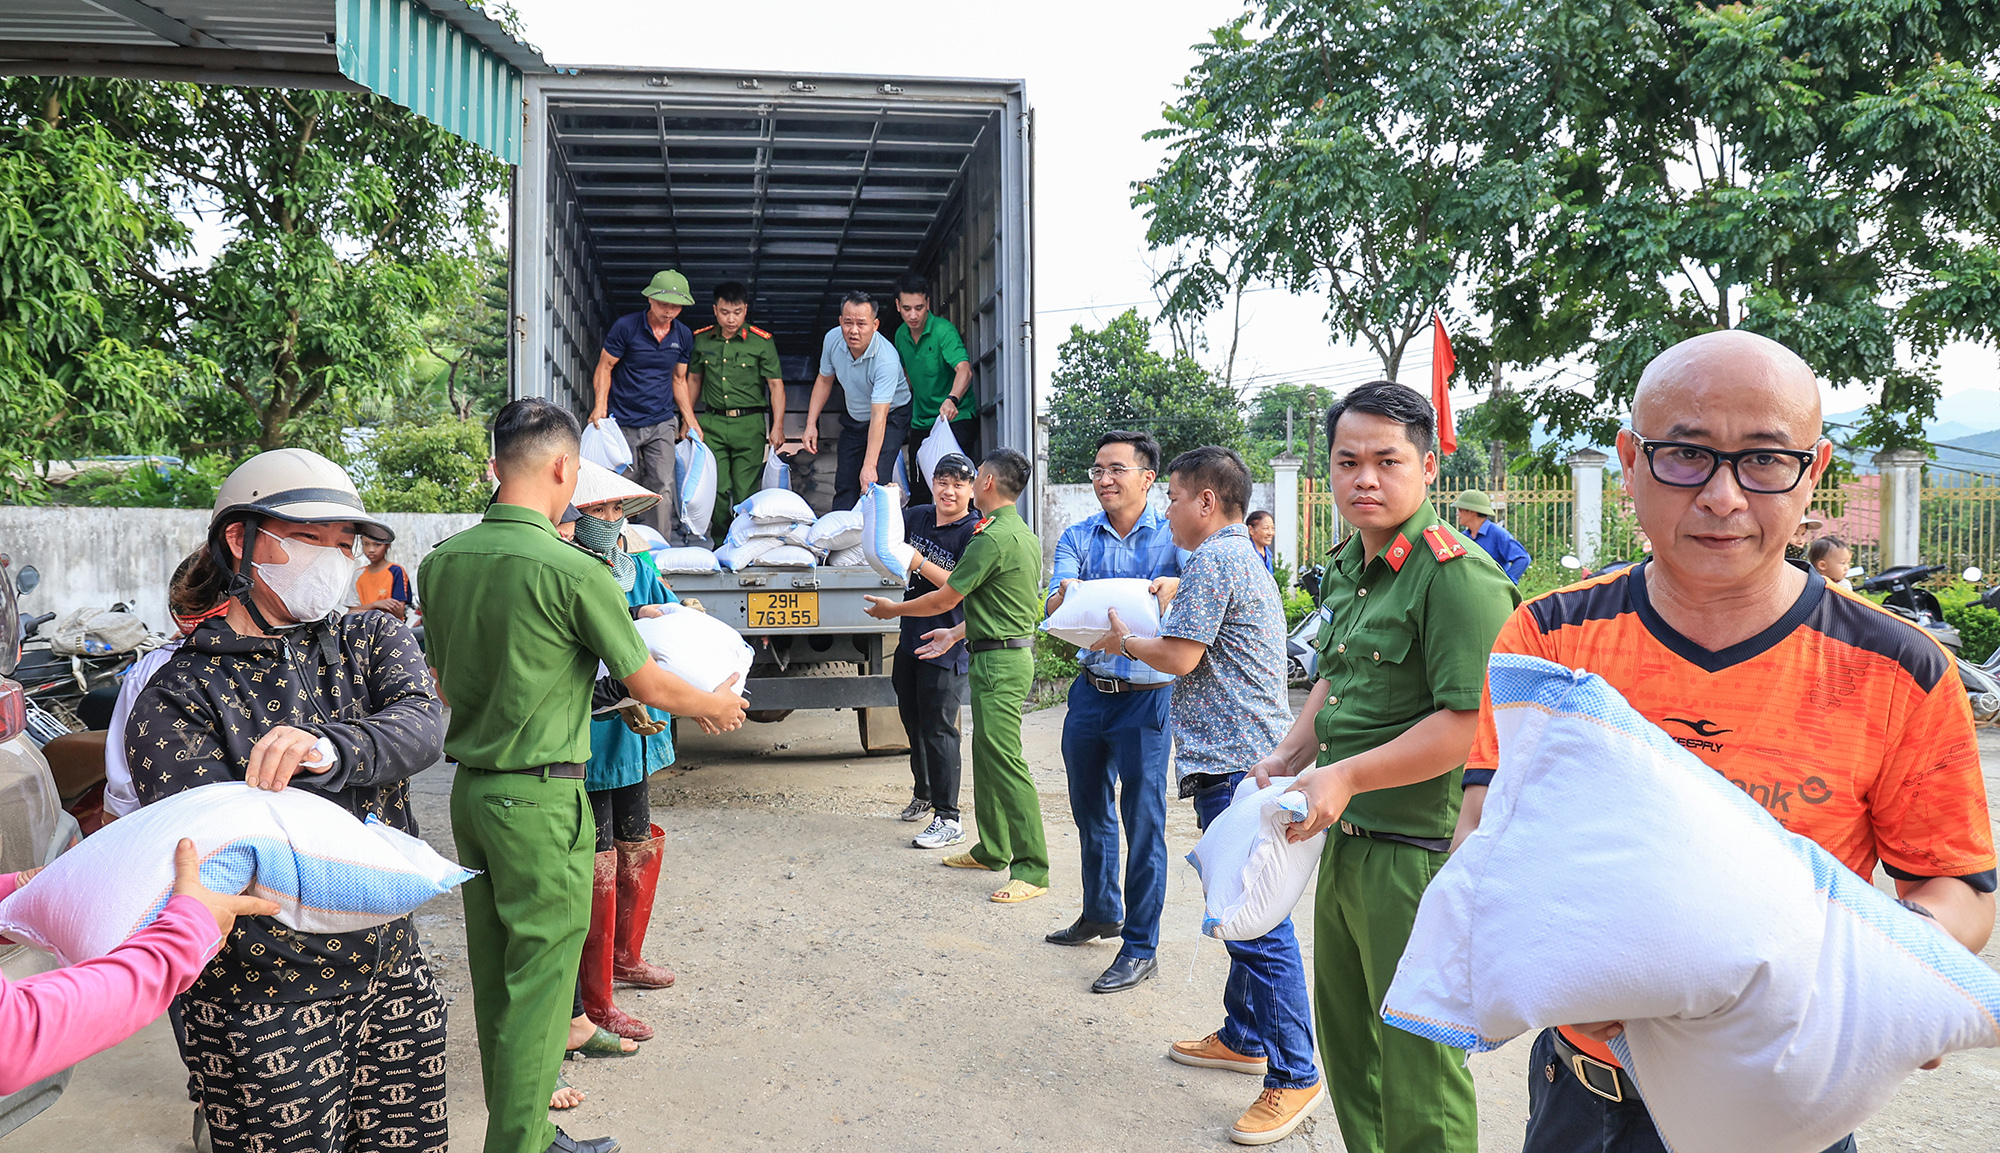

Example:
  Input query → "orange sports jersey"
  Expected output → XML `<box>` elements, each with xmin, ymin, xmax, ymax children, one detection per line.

<box><xmin>1467</xmin><ymin>562</ymin><xmax>1996</xmax><ymax>1067</ymax></box>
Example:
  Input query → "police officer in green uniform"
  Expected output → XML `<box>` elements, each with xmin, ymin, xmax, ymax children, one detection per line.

<box><xmin>686</xmin><ymin>281</ymin><xmax>786</xmax><ymax>542</ymax></box>
<box><xmin>865</xmin><ymin>448</ymin><xmax>1050</xmax><ymax>904</ymax></box>
<box><xmin>1251</xmin><ymin>382</ymin><xmax>1519</xmax><ymax>1153</ymax></box>
<box><xmin>419</xmin><ymin>399</ymin><xmax>749</xmax><ymax>1153</ymax></box>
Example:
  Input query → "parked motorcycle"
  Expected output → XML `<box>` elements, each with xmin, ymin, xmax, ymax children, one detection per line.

<box><xmin>1857</xmin><ymin>564</ymin><xmax>1962</xmax><ymax>651</ymax></box>
<box><xmin>1286</xmin><ymin>602</ymin><xmax>1329</xmax><ymax>686</ymax></box>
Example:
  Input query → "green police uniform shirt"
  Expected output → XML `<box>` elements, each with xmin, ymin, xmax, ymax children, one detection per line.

<box><xmin>1311</xmin><ymin>502</ymin><xmax>1520</xmax><ymax>839</ymax></box>
<box><xmin>946</xmin><ymin>504</ymin><xmax>1043</xmax><ymax>642</ymax></box>
<box><xmin>689</xmin><ymin>324</ymin><xmax>783</xmax><ymax>411</ymax></box>
<box><xmin>417</xmin><ymin>502</ymin><xmax>651</xmax><ymax>770</ymax></box>
<box><xmin>894</xmin><ymin>314</ymin><xmax>971</xmax><ymax>432</ymax></box>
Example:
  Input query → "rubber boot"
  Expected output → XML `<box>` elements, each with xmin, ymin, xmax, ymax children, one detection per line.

<box><xmin>613</xmin><ymin>823</ymin><xmax>676</xmax><ymax>988</ymax></box>
<box><xmin>580</xmin><ymin>850</ymin><xmax>653</xmax><ymax>1041</ymax></box>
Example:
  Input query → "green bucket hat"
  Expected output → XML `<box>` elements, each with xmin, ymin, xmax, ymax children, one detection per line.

<box><xmin>1454</xmin><ymin>489</ymin><xmax>1497</xmax><ymax>517</ymax></box>
<box><xmin>642</xmin><ymin>269</ymin><xmax>694</xmax><ymax>305</ymax></box>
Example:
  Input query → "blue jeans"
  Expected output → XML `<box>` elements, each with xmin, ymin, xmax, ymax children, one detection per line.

<box><xmin>1523</xmin><ymin>1028</ymin><xmax>1857</xmax><ymax>1153</ymax></box>
<box><xmin>1061</xmin><ymin>678</ymin><xmax>1171</xmax><ymax>960</ymax></box>
<box><xmin>1193</xmin><ymin>772</ymin><xmax>1320</xmax><ymax>1090</ymax></box>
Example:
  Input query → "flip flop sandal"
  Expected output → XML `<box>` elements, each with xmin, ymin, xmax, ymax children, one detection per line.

<box><xmin>567</xmin><ymin>1025</ymin><xmax>637</xmax><ymax>1059</ymax></box>
<box><xmin>550</xmin><ymin>1075</ymin><xmax>582</xmax><ymax>1110</ymax></box>
<box><xmin>941</xmin><ymin>851</ymin><xmax>996</xmax><ymax>870</ymax></box>
<box><xmin>990</xmin><ymin>880</ymin><xmax>1048</xmax><ymax>904</ymax></box>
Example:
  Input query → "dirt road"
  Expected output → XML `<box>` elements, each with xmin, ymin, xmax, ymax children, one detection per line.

<box><xmin>23</xmin><ymin>703</ymin><xmax>2000</xmax><ymax>1151</ymax></box>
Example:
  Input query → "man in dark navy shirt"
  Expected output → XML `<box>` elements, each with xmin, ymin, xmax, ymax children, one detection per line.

<box><xmin>892</xmin><ymin>452</ymin><xmax>982</xmax><ymax>849</ymax></box>
<box><xmin>592</xmin><ymin>270</ymin><xmax>698</xmax><ymax>543</ymax></box>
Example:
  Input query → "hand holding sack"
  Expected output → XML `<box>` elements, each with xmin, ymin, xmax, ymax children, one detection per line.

<box><xmin>1040</xmin><ymin>578</ymin><xmax>1164</xmax><ymax>647</ymax></box>
<box><xmin>0</xmin><ymin>782</ymin><xmax>474</xmax><ymax>966</ymax></box>
<box><xmin>859</xmin><ymin>483</ymin><xmax>917</xmax><ymax>581</ymax></box>
<box><xmin>1382</xmin><ymin>656</ymin><xmax>2000</xmax><ymax>1153</ymax></box>
<box><xmin>631</xmin><ymin>605</ymin><xmax>753</xmax><ymax>695</ymax></box>
<box><xmin>581</xmin><ymin>417</ymin><xmax>633</xmax><ymax>474</ymax></box>
<box><xmin>915</xmin><ymin>419</ymin><xmax>965</xmax><ymax>490</ymax></box>
<box><xmin>1187</xmin><ymin>776</ymin><xmax>1323</xmax><ymax>940</ymax></box>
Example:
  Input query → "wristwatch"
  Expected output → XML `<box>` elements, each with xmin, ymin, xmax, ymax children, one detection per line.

<box><xmin>1117</xmin><ymin>633</ymin><xmax>1137</xmax><ymax>658</ymax></box>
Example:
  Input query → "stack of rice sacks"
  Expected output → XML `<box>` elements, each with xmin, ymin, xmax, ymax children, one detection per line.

<box><xmin>714</xmin><ymin>489</ymin><xmax>820</xmax><ymax>570</ymax></box>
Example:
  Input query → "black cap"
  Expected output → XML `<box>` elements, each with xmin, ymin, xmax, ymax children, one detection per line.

<box><xmin>932</xmin><ymin>453</ymin><xmax>976</xmax><ymax>481</ymax></box>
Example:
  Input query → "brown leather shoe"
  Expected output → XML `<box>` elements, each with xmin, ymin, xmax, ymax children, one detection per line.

<box><xmin>1229</xmin><ymin>1081</ymin><xmax>1325</xmax><ymax>1146</ymax></box>
<box><xmin>1169</xmin><ymin>1033</ymin><xmax>1268</xmax><ymax>1075</ymax></box>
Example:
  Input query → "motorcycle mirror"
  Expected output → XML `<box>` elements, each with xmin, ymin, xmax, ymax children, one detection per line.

<box><xmin>15</xmin><ymin>565</ymin><xmax>38</xmax><ymax>596</ymax></box>
<box><xmin>1965</xmin><ymin>567</ymin><xmax>1983</xmax><ymax>583</ymax></box>
<box><xmin>1560</xmin><ymin>555</ymin><xmax>1582</xmax><ymax>570</ymax></box>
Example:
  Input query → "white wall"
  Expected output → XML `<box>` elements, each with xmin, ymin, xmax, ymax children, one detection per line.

<box><xmin>1036</xmin><ymin>482</ymin><xmax>1276</xmax><ymax>568</ymax></box>
<box><xmin>0</xmin><ymin>507</ymin><xmax>484</xmax><ymax>633</ymax></box>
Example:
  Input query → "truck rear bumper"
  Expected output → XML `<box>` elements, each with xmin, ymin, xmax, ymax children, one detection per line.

<box><xmin>744</xmin><ymin>674</ymin><xmax>898</xmax><ymax>710</ymax></box>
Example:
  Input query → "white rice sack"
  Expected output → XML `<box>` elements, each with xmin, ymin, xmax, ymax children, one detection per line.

<box><xmin>633</xmin><ymin>608</ymin><xmax>752</xmax><ymax>694</ymax></box>
<box><xmin>581</xmin><ymin>417</ymin><xmax>633</xmax><ymax>474</ymax></box>
<box><xmin>915</xmin><ymin>419</ymin><xmax>965</xmax><ymax>488</ymax></box>
<box><xmin>1187</xmin><ymin>776</ymin><xmax>1322</xmax><ymax>941</ymax></box>
<box><xmin>674</xmin><ymin>436</ymin><xmax>719</xmax><ymax>538</ymax></box>
<box><xmin>808</xmin><ymin>509</ymin><xmax>864</xmax><ymax>552</ymax></box>
<box><xmin>749</xmin><ymin>544</ymin><xmax>817</xmax><ymax>569</ymax></box>
<box><xmin>1040</xmin><ymin>578</ymin><xmax>1164</xmax><ymax>647</ymax></box>
<box><xmin>761</xmin><ymin>449</ymin><xmax>791</xmax><ymax>492</ymax></box>
<box><xmin>653</xmin><ymin>546</ymin><xmax>721</xmax><ymax>575</ymax></box>
<box><xmin>724</xmin><ymin>512</ymin><xmax>810</xmax><ymax>549</ymax></box>
<box><xmin>713</xmin><ymin>537</ymin><xmax>790</xmax><ymax>571</ymax></box>
<box><xmin>0</xmin><ymin>782</ymin><xmax>474</xmax><ymax>966</ymax></box>
<box><xmin>734</xmin><ymin>487</ymin><xmax>816</xmax><ymax>525</ymax></box>
<box><xmin>859</xmin><ymin>483</ymin><xmax>917</xmax><ymax>582</ymax></box>
<box><xmin>892</xmin><ymin>451</ymin><xmax>912</xmax><ymax>506</ymax></box>
<box><xmin>1383</xmin><ymin>654</ymin><xmax>2000</xmax><ymax>1153</ymax></box>
<box><xmin>826</xmin><ymin>545</ymin><xmax>867</xmax><ymax>567</ymax></box>
<box><xmin>628</xmin><ymin>523</ymin><xmax>669</xmax><ymax>552</ymax></box>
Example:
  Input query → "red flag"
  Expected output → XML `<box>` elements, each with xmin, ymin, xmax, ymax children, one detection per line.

<box><xmin>1431</xmin><ymin>310</ymin><xmax>1458</xmax><ymax>457</ymax></box>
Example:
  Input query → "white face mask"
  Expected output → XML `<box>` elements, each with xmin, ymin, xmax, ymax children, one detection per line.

<box><xmin>256</xmin><ymin>530</ymin><xmax>360</xmax><ymax>622</ymax></box>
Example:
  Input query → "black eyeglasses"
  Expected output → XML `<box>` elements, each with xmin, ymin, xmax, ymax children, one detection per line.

<box><xmin>1629</xmin><ymin>433</ymin><xmax>1819</xmax><ymax>494</ymax></box>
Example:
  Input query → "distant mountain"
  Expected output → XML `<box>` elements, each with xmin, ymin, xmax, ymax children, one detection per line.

<box><xmin>1826</xmin><ymin>388</ymin><xmax>2000</xmax><ymax>443</ymax></box>
<box><xmin>1932</xmin><ymin>427</ymin><xmax>2000</xmax><ymax>475</ymax></box>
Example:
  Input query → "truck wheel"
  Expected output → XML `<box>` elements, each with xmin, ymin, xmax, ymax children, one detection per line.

<box><xmin>746</xmin><ymin>709</ymin><xmax>794</xmax><ymax>723</ymax></box>
<box><xmin>857</xmin><ymin>707</ymin><xmax>911</xmax><ymax>756</ymax></box>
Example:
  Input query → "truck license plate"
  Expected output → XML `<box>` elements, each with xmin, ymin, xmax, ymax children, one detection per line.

<box><xmin>747</xmin><ymin>590</ymin><xmax>818</xmax><ymax>628</ymax></box>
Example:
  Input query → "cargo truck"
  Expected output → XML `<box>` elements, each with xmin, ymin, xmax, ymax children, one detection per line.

<box><xmin>508</xmin><ymin>68</ymin><xmax>1035</xmax><ymax>750</ymax></box>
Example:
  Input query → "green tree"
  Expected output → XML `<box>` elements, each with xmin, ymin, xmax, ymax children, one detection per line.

<box><xmin>1044</xmin><ymin>311</ymin><xmax>1247</xmax><ymax>482</ymax></box>
<box><xmin>1136</xmin><ymin>0</ymin><xmax>1526</xmax><ymax>383</ymax></box>
<box><xmin>1483</xmin><ymin>0</ymin><xmax>2000</xmax><ymax>448</ymax></box>
<box><xmin>418</xmin><ymin>244</ymin><xmax>511</xmax><ymax>422</ymax></box>
<box><xmin>362</xmin><ymin>421</ymin><xmax>492</xmax><ymax>513</ymax></box>
<box><xmin>0</xmin><ymin>113</ymin><xmax>206</xmax><ymax>500</ymax></box>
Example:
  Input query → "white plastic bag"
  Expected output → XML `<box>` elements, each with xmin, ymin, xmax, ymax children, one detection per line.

<box><xmin>652</xmin><ymin>546</ymin><xmax>721</xmax><ymax>574</ymax></box>
<box><xmin>581</xmin><ymin>417</ymin><xmax>633</xmax><ymax>474</ymax></box>
<box><xmin>632</xmin><ymin>606</ymin><xmax>751</xmax><ymax>694</ymax></box>
<box><xmin>916</xmin><ymin>419</ymin><xmax>965</xmax><ymax>489</ymax></box>
<box><xmin>859</xmin><ymin>483</ymin><xmax>917</xmax><ymax>582</ymax></box>
<box><xmin>761</xmin><ymin>448</ymin><xmax>791</xmax><ymax>492</ymax></box>
<box><xmin>826</xmin><ymin>545</ymin><xmax>867</xmax><ymax>567</ymax></box>
<box><xmin>807</xmin><ymin>509</ymin><xmax>864</xmax><ymax>552</ymax></box>
<box><xmin>1040</xmin><ymin>578</ymin><xmax>1163</xmax><ymax>647</ymax></box>
<box><xmin>749</xmin><ymin>544</ymin><xmax>817</xmax><ymax>568</ymax></box>
<box><xmin>1186</xmin><ymin>776</ymin><xmax>1321</xmax><ymax>941</ymax></box>
<box><xmin>0</xmin><ymin>782</ymin><xmax>473</xmax><ymax>966</ymax></box>
<box><xmin>1383</xmin><ymin>655</ymin><xmax>2000</xmax><ymax>1153</ymax></box>
<box><xmin>734</xmin><ymin>487</ymin><xmax>816</xmax><ymax>525</ymax></box>
<box><xmin>674</xmin><ymin>436</ymin><xmax>719</xmax><ymax>538</ymax></box>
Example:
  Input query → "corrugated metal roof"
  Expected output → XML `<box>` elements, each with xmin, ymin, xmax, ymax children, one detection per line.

<box><xmin>0</xmin><ymin>0</ymin><xmax>547</xmax><ymax>162</ymax></box>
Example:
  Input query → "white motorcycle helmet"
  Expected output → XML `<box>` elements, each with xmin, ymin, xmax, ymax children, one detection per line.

<box><xmin>207</xmin><ymin>449</ymin><xmax>393</xmax><ymax>628</ymax></box>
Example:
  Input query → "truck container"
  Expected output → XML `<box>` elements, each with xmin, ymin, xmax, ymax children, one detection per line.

<box><xmin>508</xmin><ymin>68</ymin><xmax>1035</xmax><ymax>748</ymax></box>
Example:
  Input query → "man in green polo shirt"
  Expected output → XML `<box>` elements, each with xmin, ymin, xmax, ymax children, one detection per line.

<box><xmin>687</xmin><ymin>280</ymin><xmax>786</xmax><ymax>543</ymax></box>
<box><xmin>864</xmin><ymin>448</ymin><xmax>1048</xmax><ymax>903</ymax></box>
<box><xmin>1251</xmin><ymin>382</ymin><xmax>1518</xmax><ymax>1153</ymax></box>
<box><xmin>893</xmin><ymin>272</ymin><xmax>974</xmax><ymax>503</ymax></box>
<box><xmin>419</xmin><ymin>398</ymin><xmax>748</xmax><ymax>1153</ymax></box>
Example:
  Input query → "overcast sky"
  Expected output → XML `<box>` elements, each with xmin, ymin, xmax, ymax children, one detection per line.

<box><xmin>503</xmin><ymin>0</ymin><xmax>1999</xmax><ymax>425</ymax></box>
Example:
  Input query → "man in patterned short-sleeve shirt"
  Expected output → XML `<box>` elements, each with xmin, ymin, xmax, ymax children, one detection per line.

<box><xmin>1094</xmin><ymin>445</ymin><xmax>1325</xmax><ymax>1146</ymax></box>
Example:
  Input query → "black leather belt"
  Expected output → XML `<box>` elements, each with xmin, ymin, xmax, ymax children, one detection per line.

<box><xmin>713</xmin><ymin>407</ymin><xmax>768</xmax><ymax>418</ymax></box>
<box><xmin>465</xmin><ymin>762</ymin><xmax>587</xmax><ymax>780</ymax></box>
<box><xmin>968</xmin><ymin>637</ymin><xmax>1033</xmax><ymax>653</ymax></box>
<box><xmin>1086</xmin><ymin>674</ymin><xmax>1169</xmax><ymax>694</ymax></box>
<box><xmin>1549</xmin><ymin>1029</ymin><xmax>1638</xmax><ymax>1104</ymax></box>
<box><xmin>1337</xmin><ymin>820</ymin><xmax>1451</xmax><ymax>853</ymax></box>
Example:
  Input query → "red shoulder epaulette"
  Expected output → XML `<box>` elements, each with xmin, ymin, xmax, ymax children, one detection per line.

<box><xmin>693</xmin><ymin>325</ymin><xmax>715</xmax><ymax>335</ymax></box>
<box><xmin>748</xmin><ymin>325</ymin><xmax>772</xmax><ymax>339</ymax></box>
<box><xmin>1384</xmin><ymin>533</ymin><xmax>1413</xmax><ymax>571</ymax></box>
<box><xmin>1422</xmin><ymin>524</ymin><xmax>1469</xmax><ymax>562</ymax></box>
<box><xmin>972</xmin><ymin>516</ymin><xmax>992</xmax><ymax>534</ymax></box>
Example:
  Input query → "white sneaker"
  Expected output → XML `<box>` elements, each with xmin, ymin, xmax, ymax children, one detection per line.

<box><xmin>913</xmin><ymin>816</ymin><xmax>965</xmax><ymax>849</ymax></box>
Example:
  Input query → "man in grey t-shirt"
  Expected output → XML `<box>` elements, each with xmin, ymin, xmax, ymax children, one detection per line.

<box><xmin>1092</xmin><ymin>445</ymin><xmax>1324</xmax><ymax>1146</ymax></box>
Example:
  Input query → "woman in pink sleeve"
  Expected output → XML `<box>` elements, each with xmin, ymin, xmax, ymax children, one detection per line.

<box><xmin>0</xmin><ymin>839</ymin><xmax>277</xmax><ymax>1097</ymax></box>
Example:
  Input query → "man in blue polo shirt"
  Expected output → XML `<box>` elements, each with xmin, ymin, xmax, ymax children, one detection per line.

<box><xmin>1453</xmin><ymin>489</ymin><xmax>1531</xmax><ymax>582</ymax></box>
<box><xmin>803</xmin><ymin>290</ymin><xmax>913</xmax><ymax>511</ymax></box>
<box><xmin>592</xmin><ymin>270</ymin><xmax>698</xmax><ymax>543</ymax></box>
<box><xmin>1042</xmin><ymin>429</ymin><xmax>1184</xmax><ymax>994</ymax></box>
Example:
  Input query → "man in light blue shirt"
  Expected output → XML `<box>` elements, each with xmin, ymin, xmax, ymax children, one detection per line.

<box><xmin>804</xmin><ymin>290</ymin><xmax>914</xmax><ymax>510</ymax></box>
<box><xmin>1042</xmin><ymin>430</ymin><xmax>1185</xmax><ymax>994</ymax></box>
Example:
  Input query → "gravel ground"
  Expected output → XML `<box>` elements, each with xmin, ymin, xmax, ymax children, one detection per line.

<box><xmin>23</xmin><ymin>701</ymin><xmax>2000</xmax><ymax>1151</ymax></box>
